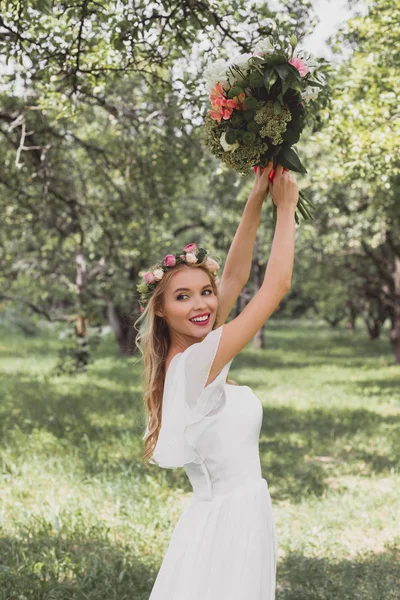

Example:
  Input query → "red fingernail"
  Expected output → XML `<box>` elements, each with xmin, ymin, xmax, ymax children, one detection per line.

<box><xmin>253</xmin><ymin>166</ymin><xmax>258</xmax><ymax>173</ymax></box>
<box><xmin>268</xmin><ymin>169</ymin><xmax>275</xmax><ymax>182</ymax></box>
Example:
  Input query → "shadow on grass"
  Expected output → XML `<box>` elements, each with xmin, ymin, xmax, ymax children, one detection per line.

<box><xmin>0</xmin><ymin>526</ymin><xmax>398</xmax><ymax>600</ymax></box>
<box><xmin>335</xmin><ymin>379</ymin><xmax>400</xmax><ymax>402</ymax></box>
<box><xmin>276</xmin><ymin>546</ymin><xmax>400</xmax><ymax>600</ymax></box>
<box><xmin>0</xmin><ymin>529</ymin><xmax>156</xmax><ymax>600</ymax></box>
<box><xmin>259</xmin><ymin>404</ymin><xmax>399</xmax><ymax>501</ymax></box>
<box><xmin>1</xmin><ymin>372</ymin><xmax>399</xmax><ymax>503</ymax></box>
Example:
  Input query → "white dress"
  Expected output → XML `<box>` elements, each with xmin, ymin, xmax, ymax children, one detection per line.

<box><xmin>145</xmin><ymin>324</ymin><xmax>279</xmax><ymax>599</ymax></box>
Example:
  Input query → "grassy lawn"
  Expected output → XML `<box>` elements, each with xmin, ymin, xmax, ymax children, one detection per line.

<box><xmin>0</xmin><ymin>317</ymin><xmax>399</xmax><ymax>599</ymax></box>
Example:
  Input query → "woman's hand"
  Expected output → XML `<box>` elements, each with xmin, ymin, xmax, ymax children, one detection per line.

<box><xmin>269</xmin><ymin>164</ymin><xmax>299</xmax><ymax>211</ymax></box>
<box><xmin>250</xmin><ymin>161</ymin><xmax>274</xmax><ymax>201</ymax></box>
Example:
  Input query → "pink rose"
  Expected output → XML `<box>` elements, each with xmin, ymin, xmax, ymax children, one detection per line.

<box><xmin>163</xmin><ymin>254</ymin><xmax>176</xmax><ymax>267</ymax></box>
<box><xmin>144</xmin><ymin>271</ymin><xmax>156</xmax><ymax>284</ymax></box>
<box><xmin>205</xmin><ymin>257</ymin><xmax>220</xmax><ymax>272</ymax></box>
<box><xmin>185</xmin><ymin>252</ymin><xmax>198</xmax><ymax>264</ymax></box>
<box><xmin>139</xmin><ymin>305</ymin><xmax>145</xmax><ymax>313</ymax></box>
<box><xmin>183</xmin><ymin>243</ymin><xmax>198</xmax><ymax>254</ymax></box>
<box><xmin>288</xmin><ymin>57</ymin><xmax>309</xmax><ymax>77</ymax></box>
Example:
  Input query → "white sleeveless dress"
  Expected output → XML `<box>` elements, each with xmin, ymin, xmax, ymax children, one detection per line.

<box><xmin>145</xmin><ymin>324</ymin><xmax>279</xmax><ymax>599</ymax></box>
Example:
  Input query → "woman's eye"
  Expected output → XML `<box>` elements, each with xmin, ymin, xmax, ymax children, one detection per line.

<box><xmin>176</xmin><ymin>289</ymin><xmax>212</xmax><ymax>301</ymax></box>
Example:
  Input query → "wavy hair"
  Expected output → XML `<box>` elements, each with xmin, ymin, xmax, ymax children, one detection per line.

<box><xmin>134</xmin><ymin>261</ymin><xmax>237</xmax><ymax>466</ymax></box>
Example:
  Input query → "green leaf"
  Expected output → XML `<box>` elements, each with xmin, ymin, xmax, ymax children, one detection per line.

<box><xmin>306</xmin><ymin>80</ymin><xmax>325</xmax><ymax>89</ymax></box>
<box><xmin>249</xmin><ymin>71</ymin><xmax>264</xmax><ymax>88</ymax></box>
<box><xmin>243</xmin><ymin>109</ymin><xmax>256</xmax><ymax>122</ymax></box>
<box><xmin>225</xmin><ymin>130</ymin><xmax>237</xmax><ymax>144</ymax></box>
<box><xmin>247</xmin><ymin>120</ymin><xmax>260</xmax><ymax>133</ymax></box>
<box><xmin>243</xmin><ymin>96</ymin><xmax>258</xmax><ymax>110</ymax></box>
<box><xmin>275</xmin><ymin>63</ymin><xmax>290</xmax><ymax>81</ymax></box>
<box><xmin>242</xmin><ymin>132</ymin><xmax>256</xmax><ymax>145</ymax></box>
<box><xmin>263</xmin><ymin>66</ymin><xmax>274</xmax><ymax>91</ymax></box>
<box><xmin>230</xmin><ymin>113</ymin><xmax>243</xmax><ymax>128</ymax></box>
<box><xmin>228</xmin><ymin>86</ymin><xmax>244</xmax><ymax>98</ymax></box>
<box><xmin>277</xmin><ymin>146</ymin><xmax>307</xmax><ymax>173</ymax></box>
<box><xmin>269</xmin><ymin>71</ymin><xmax>278</xmax><ymax>89</ymax></box>
<box><xmin>273</xmin><ymin>100</ymin><xmax>281</xmax><ymax>115</ymax></box>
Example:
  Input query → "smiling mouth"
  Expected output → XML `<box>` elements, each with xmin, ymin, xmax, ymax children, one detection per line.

<box><xmin>189</xmin><ymin>313</ymin><xmax>211</xmax><ymax>326</ymax></box>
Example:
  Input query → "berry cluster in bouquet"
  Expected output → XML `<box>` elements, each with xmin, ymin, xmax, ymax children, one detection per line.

<box><xmin>203</xmin><ymin>27</ymin><xmax>328</xmax><ymax>223</ymax></box>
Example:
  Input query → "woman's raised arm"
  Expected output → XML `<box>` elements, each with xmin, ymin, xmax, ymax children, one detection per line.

<box><xmin>207</xmin><ymin>165</ymin><xmax>298</xmax><ymax>385</ymax></box>
<box><xmin>221</xmin><ymin>162</ymin><xmax>274</xmax><ymax>283</ymax></box>
<box><xmin>216</xmin><ymin>163</ymin><xmax>274</xmax><ymax>326</ymax></box>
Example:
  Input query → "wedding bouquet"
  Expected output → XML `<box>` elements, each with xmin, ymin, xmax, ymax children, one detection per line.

<box><xmin>203</xmin><ymin>28</ymin><xmax>328</xmax><ymax>223</ymax></box>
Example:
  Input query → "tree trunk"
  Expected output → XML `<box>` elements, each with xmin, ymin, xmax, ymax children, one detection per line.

<box><xmin>106</xmin><ymin>299</ymin><xmax>137</xmax><ymax>356</ymax></box>
<box><xmin>345</xmin><ymin>301</ymin><xmax>358</xmax><ymax>333</ymax></box>
<box><xmin>252</xmin><ymin>235</ymin><xmax>264</xmax><ymax>350</ymax></box>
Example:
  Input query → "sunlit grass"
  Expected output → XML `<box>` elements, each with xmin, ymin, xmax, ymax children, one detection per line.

<box><xmin>0</xmin><ymin>318</ymin><xmax>399</xmax><ymax>599</ymax></box>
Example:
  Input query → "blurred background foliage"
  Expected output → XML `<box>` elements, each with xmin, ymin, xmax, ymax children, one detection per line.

<box><xmin>0</xmin><ymin>0</ymin><xmax>399</xmax><ymax>366</ymax></box>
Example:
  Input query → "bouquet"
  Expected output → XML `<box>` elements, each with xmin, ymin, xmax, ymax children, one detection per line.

<box><xmin>203</xmin><ymin>28</ymin><xmax>328</xmax><ymax>223</ymax></box>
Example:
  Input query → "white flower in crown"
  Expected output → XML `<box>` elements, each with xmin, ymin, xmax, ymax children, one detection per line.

<box><xmin>153</xmin><ymin>268</ymin><xmax>164</xmax><ymax>281</ymax></box>
<box><xmin>185</xmin><ymin>252</ymin><xmax>198</xmax><ymax>264</ymax></box>
<box><xmin>205</xmin><ymin>257</ymin><xmax>220</xmax><ymax>272</ymax></box>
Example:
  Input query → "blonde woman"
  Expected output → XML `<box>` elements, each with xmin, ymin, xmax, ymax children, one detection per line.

<box><xmin>135</xmin><ymin>163</ymin><xmax>298</xmax><ymax>599</ymax></box>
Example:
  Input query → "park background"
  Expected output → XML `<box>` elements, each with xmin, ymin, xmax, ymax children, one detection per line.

<box><xmin>0</xmin><ymin>0</ymin><xmax>399</xmax><ymax>598</ymax></box>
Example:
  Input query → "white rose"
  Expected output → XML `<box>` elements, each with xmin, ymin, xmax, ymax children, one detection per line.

<box><xmin>220</xmin><ymin>132</ymin><xmax>240</xmax><ymax>153</ymax></box>
<box><xmin>204</xmin><ymin>58</ymin><xmax>230</xmax><ymax>92</ymax></box>
<box><xmin>226</xmin><ymin>52</ymin><xmax>253</xmax><ymax>85</ymax></box>
<box><xmin>153</xmin><ymin>268</ymin><xmax>164</xmax><ymax>281</ymax></box>
<box><xmin>253</xmin><ymin>38</ymin><xmax>274</xmax><ymax>56</ymax></box>
<box><xmin>185</xmin><ymin>252</ymin><xmax>198</xmax><ymax>264</ymax></box>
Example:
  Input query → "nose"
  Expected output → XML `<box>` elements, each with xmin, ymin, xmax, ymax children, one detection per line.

<box><xmin>193</xmin><ymin>295</ymin><xmax>209</xmax><ymax>310</ymax></box>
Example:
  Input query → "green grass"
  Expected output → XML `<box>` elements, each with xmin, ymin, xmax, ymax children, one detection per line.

<box><xmin>0</xmin><ymin>318</ymin><xmax>399</xmax><ymax>599</ymax></box>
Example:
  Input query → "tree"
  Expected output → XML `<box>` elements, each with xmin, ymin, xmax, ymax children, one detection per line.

<box><xmin>0</xmin><ymin>0</ymin><xmax>317</xmax><ymax>365</ymax></box>
<box><xmin>300</xmin><ymin>0</ymin><xmax>400</xmax><ymax>363</ymax></box>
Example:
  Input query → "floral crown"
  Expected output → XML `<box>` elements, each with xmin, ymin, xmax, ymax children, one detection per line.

<box><xmin>137</xmin><ymin>243</ymin><xmax>220</xmax><ymax>311</ymax></box>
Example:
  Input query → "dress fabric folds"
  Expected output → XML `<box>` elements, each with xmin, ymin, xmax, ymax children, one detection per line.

<box><xmin>146</xmin><ymin>325</ymin><xmax>279</xmax><ymax>599</ymax></box>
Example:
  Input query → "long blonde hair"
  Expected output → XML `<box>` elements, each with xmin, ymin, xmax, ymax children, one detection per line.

<box><xmin>134</xmin><ymin>261</ymin><xmax>236</xmax><ymax>466</ymax></box>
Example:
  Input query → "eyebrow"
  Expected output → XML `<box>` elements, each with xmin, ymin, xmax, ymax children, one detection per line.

<box><xmin>174</xmin><ymin>284</ymin><xmax>212</xmax><ymax>294</ymax></box>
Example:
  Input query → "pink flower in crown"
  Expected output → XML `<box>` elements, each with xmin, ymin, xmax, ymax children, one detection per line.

<box><xmin>139</xmin><ymin>305</ymin><xmax>145</xmax><ymax>313</ymax></box>
<box><xmin>183</xmin><ymin>243</ymin><xmax>198</xmax><ymax>254</ymax></box>
<box><xmin>179</xmin><ymin>254</ymin><xmax>186</xmax><ymax>260</ymax></box>
<box><xmin>144</xmin><ymin>271</ymin><xmax>156</xmax><ymax>284</ymax></box>
<box><xmin>205</xmin><ymin>257</ymin><xmax>220</xmax><ymax>272</ymax></box>
<box><xmin>163</xmin><ymin>254</ymin><xmax>176</xmax><ymax>267</ymax></box>
<box><xmin>288</xmin><ymin>57</ymin><xmax>309</xmax><ymax>77</ymax></box>
<box><xmin>185</xmin><ymin>252</ymin><xmax>198</xmax><ymax>264</ymax></box>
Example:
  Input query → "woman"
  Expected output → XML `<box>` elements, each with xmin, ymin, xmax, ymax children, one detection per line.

<box><xmin>135</xmin><ymin>162</ymin><xmax>298</xmax><ymax>599</ymax></box>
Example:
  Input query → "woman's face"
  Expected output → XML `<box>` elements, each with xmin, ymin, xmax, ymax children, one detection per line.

<box><xmin>158</xmin><ymin>266</ymin><xmax>218</xmax><ymax>341</ymax></box>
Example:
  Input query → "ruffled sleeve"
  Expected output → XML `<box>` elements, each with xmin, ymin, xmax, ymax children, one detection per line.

<box><xmin>152</xmin><ymin>324</ymin><xmax>232</xmax><ymax>469</ymax></box>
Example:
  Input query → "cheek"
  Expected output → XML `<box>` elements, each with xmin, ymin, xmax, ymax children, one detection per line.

<box><xmin>209</xmin><ymin>295</ymin><xmax>219</xmax><ymax>311</ymax></box>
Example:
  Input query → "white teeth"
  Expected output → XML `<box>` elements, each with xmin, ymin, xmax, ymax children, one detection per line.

<box><xmin>190</xmin><ymin>315</ymin><xmax>209</xmax><ymax>322</ymax></box>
